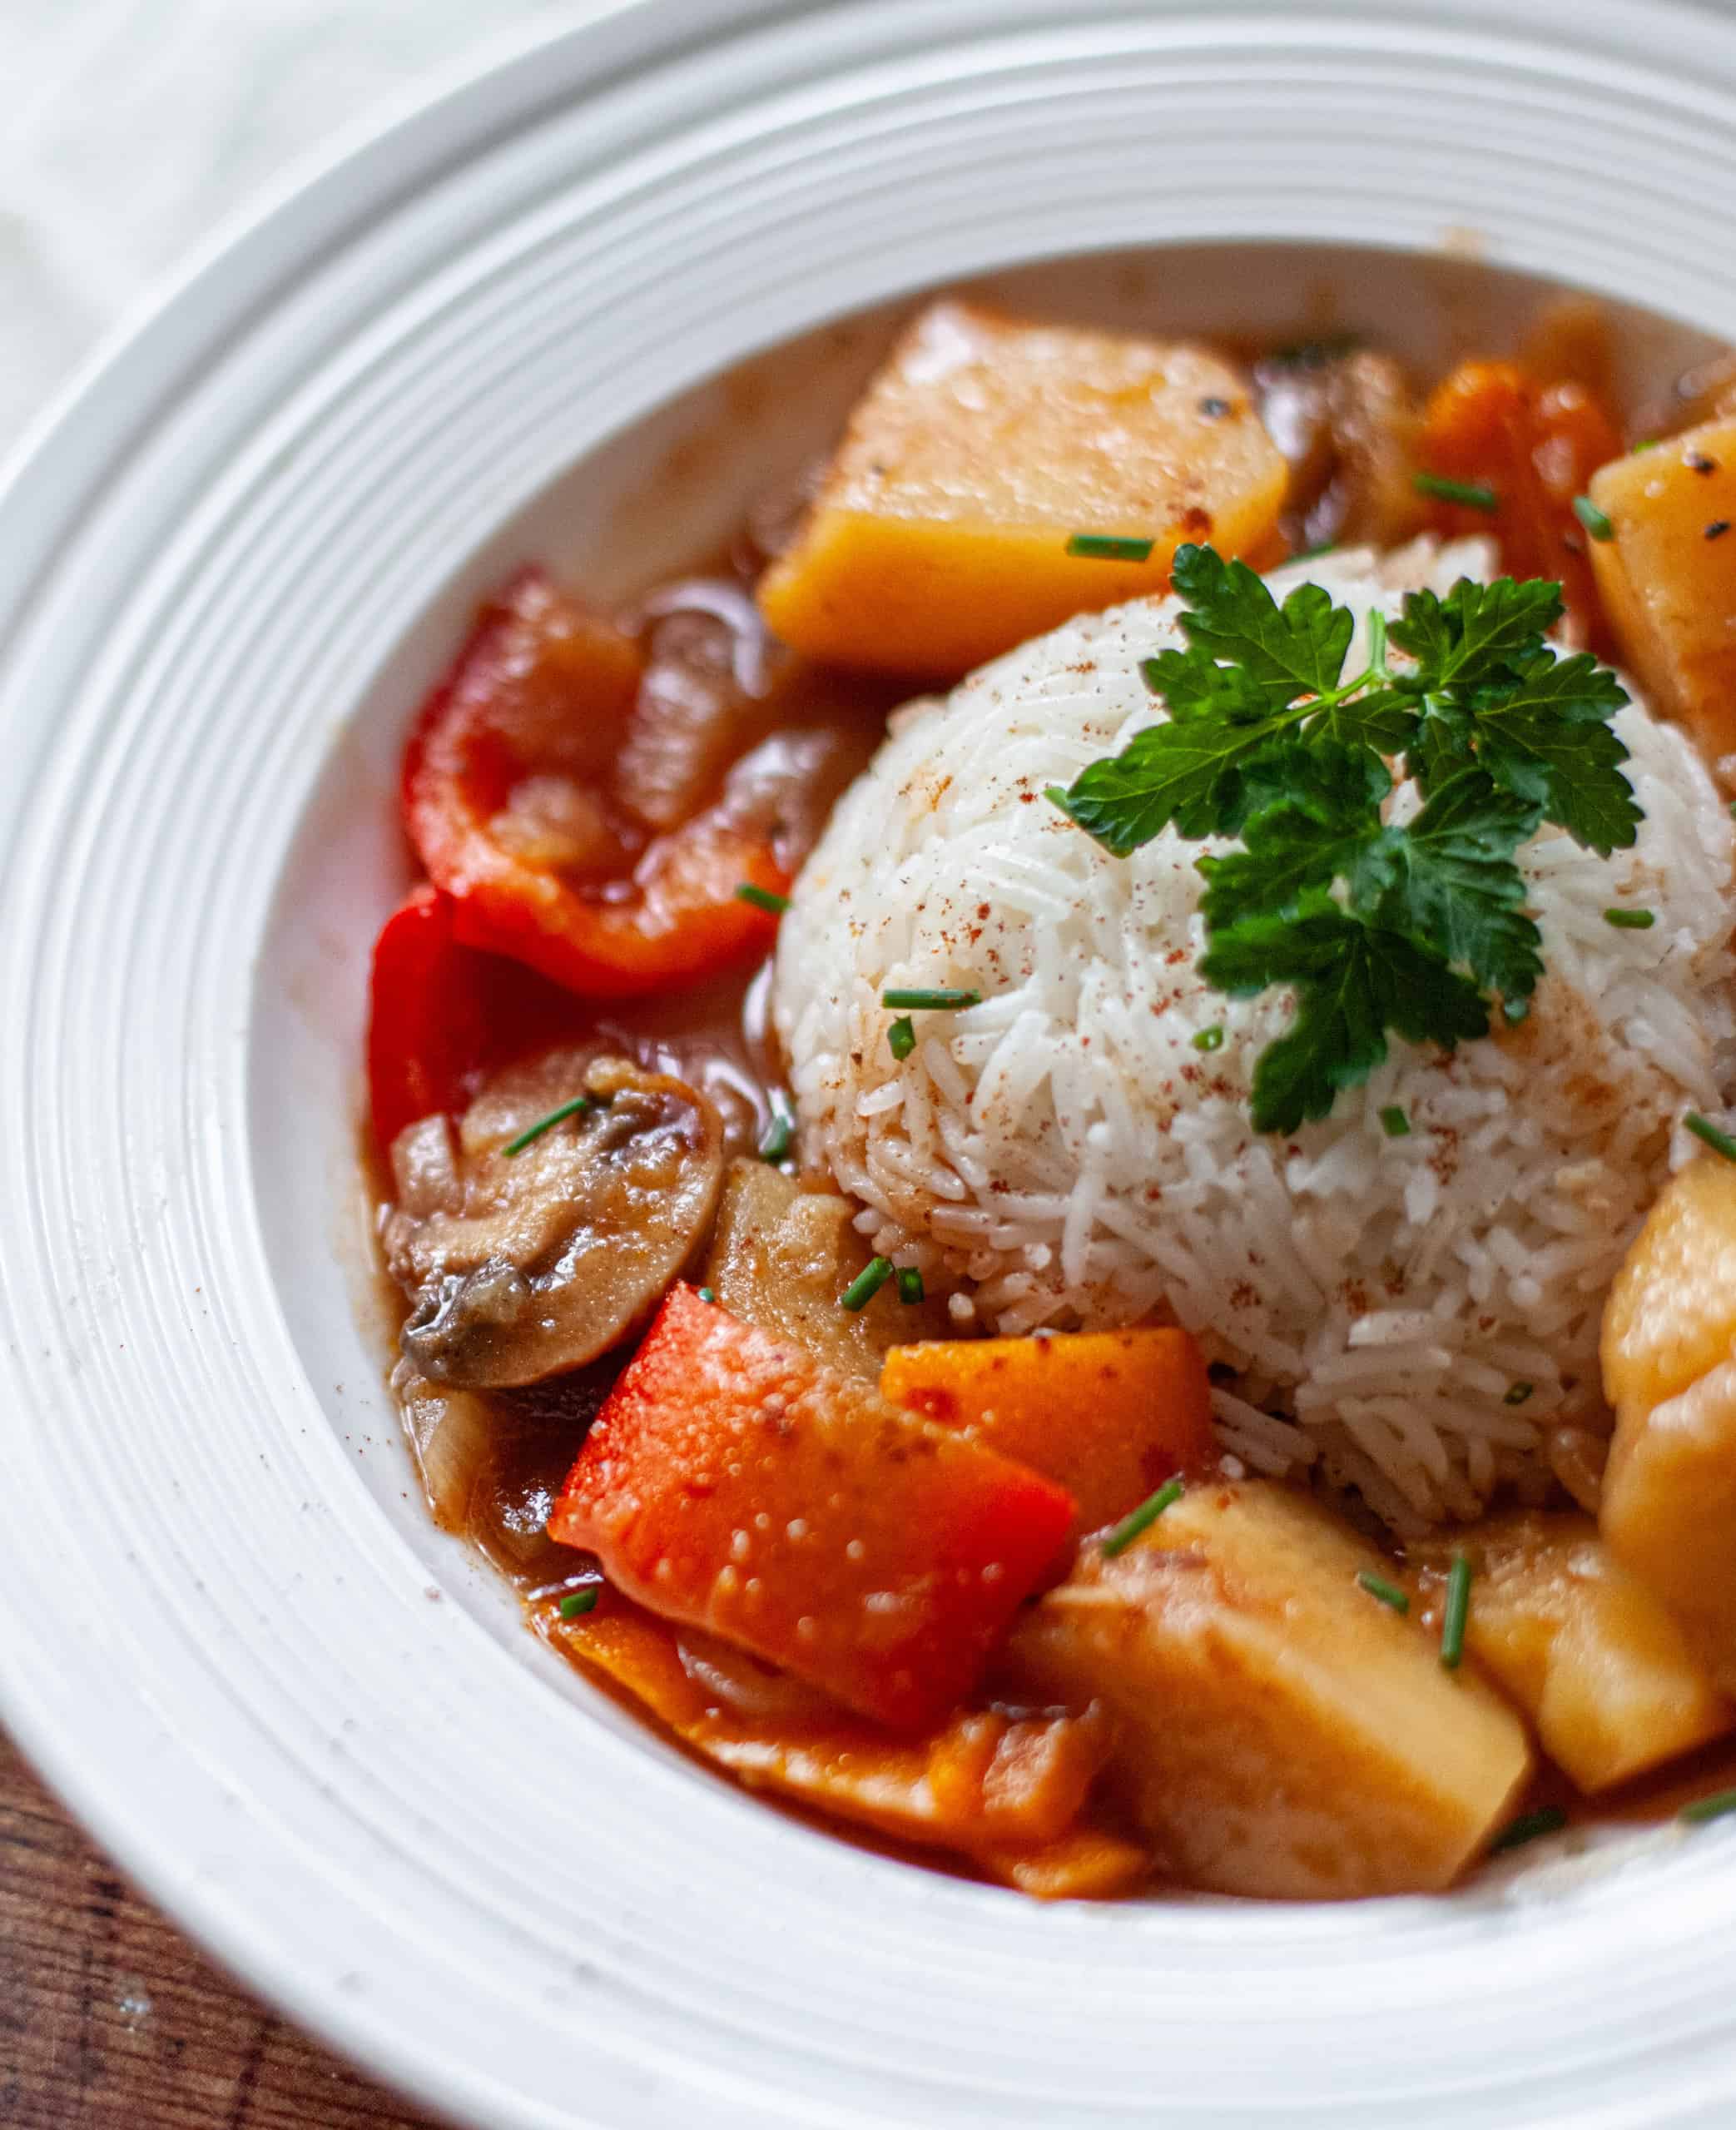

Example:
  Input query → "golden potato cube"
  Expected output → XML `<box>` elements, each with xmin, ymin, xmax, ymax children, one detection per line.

<box><xmin>1588</xmin><ymin>424</ymin><xmax>1736</xmax><ymax>775</ymax></box>
<box><xmin>701</xmin><ymin>1157</ymin><xmax>949</xmax><ymax>1381</ymax></box>
<box><xmin>1603</xmin><ymin>1355</ymin><xmax>1736</xmax><ymax>1699</ymax></box>
<box><xmin>1602</xmin><ymin>1153</ymin><xmax>1736</xmax><ymax>1427</ymax></box>
<box><xmin>758</xmin><ymin>300</ymin><xmax>1288</xmax><ymax>678</ymax></box>
<box><xmin>1418</xmin><ymin>1512</ymin><xmax>1730</xmax><ymax>1792</ymax></box>
<box><xmin>1003</xmin><ymin>1479</ymin><xmax>1531</xmax><ymax>1899</ymax></box>
<box><xmin>1601</xmin><ymin>1156</ymin><xmax>1736</xmax><ymax>1699</ymax></box>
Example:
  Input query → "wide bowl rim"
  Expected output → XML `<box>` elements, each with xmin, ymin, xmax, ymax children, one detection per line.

<box><xmin>7</xmin><ymin>4</ymin><xmax>1736</xmax><ymax>2125</ymax></box>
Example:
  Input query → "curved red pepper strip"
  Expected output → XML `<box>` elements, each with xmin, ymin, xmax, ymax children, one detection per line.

<box><xmin>365</xmin><ymin>882</ymin><xmax>589</xmax><ymax>1154</ymax></box>
<box><xmin>402</xmin><ymin>569</ymin><xmax>786</xmax><ymax>1000</ymax></box>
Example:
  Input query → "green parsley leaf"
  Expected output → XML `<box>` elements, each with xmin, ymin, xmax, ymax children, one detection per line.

<box><xmin>1389</xmin><ymin>577</ymin><xmax>1563</xmax><ymax>689</ymax></box>
<box><xmin>1168</xmin><ymin>544</ymin><xmax>1356</xmax><ymax>702</ymax></box>
<box><xmin>1203</xmin><ymin>900</ymin><xmax>1486</xmax><ymax>1134</ymax></box>
<box><xmin>1198</xmin><ymin>807</ymin><xmax>1362</xmax><ymax>932</ymax></box>
<box><xmin>1374</xmin><ymin>768</ymin><xmax>1545</xmax><ymax>1005</ymax></box>
<box><xmin>1221</xmin><ymin>735</ymin><xmax>1391</xmax><ymax>832</ymax></box>
<box><xmin>1140</xmin><ymin>642</ymin><xmax>1292</xmax><ymax>722</ymax></box>
<box><xmin>1469</xmin><ymin>653</ymin><xmax>1638</xmax><ymax>855</ymax></box>
<box><xmin>1302</xmin><ymin>682</ymin><xmax>1419</xmax><ymax>760</ymax></box>
<box><xmin>1048</xmin><ymin>705</ymin><xmax>1296</xmax><ymax>850</ymax></box>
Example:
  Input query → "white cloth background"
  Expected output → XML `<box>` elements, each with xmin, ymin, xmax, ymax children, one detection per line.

<box><xmin>0</xmin><ymin>0</ymin><xmax>607</xmax><ymax>459</ymax></box>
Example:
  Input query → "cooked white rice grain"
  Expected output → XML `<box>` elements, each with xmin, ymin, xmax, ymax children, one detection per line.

<box><xmin>773</xmin><ymin>542</ymin><xmax>1736</xmax><ymax>1525</ymax></box>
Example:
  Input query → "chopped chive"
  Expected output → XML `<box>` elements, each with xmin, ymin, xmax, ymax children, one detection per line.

<box><xmin>1357</xmin><ymin>1569</ymin><xmax>1410</xmax><ymax>1614</ymax></box>
<box><xmin>1707</xmin><ymin>519</ymin><xmax>1732</xmax><ymax>541</ymax></box>
<box><xmin>735</xmin><ymin>882</ymin><xmax>790</xmax><ymax>916</ymax></box>
<box><xmin>880</xmin><ymin>987</ymin><xmax>981</xmax><ymax>1011</ymax></box>
<box><xmin>840</xmin><ymin>1256</ymin><xmax>894</xmax><ymax>1311</ymax></box>
<box><xmin>1100</xmin><ymin>1476</ymin><xmax>1184</xmax><ymax>1558</ymax></box>
<box><xmin>1441</xmin><ymin>1551</ymin><xmax>1473</xmax><ymax>1671</ymax></box>
<box><xmin>896</xmin><ymin>1267</ymin><xmax>925</xmax><ymax>1304</ymax></box>
<box><xmin>1413</xmin><ymin>472</ymin><xmax>1500</xmax><ymax>513</ymax></box>
<box><xmin>1681</xmin><ymin>1787</ymin><xmax>1736</xmax><ymax>1825</ymax></box>
<box><xmin>1066</xmin><ymin>533</ymin><xmax>1156</xmax><ymax>563</ymax></box>
<box><xmin>1489</xmin><ymin>1805</ymin><xmax>1567</xmax><ymax>1854</ymax></box>
<box><xmin>1504</xmin><ymin>1380</ymin><xmax>1535</xmax><ymax>1408</ymax></box>
<box><xmin>1293</xmin><ymin>541</ymin><xmax>1338</xmax><ymax>561</ymax></box>
<box><xmin>503</xmin><ymin>1094</ymin><xmax>593</xmax><ymax>1156</ymax></box>
<box><xmin>887</xmin><ymin>1015</ymin><xmax>916</xmax><ymax>1061</ymax></box>
<box><xmin>1573</xmin><ymin>495</ymin><xmax>1615</xmax><ymax>542</ymax></box>
<box><xmin>1193</xmin><ymin>1026</ymin><xmax>1225</xmax><ymax>1053</ymax></box>
<box><xmin>1634</xmin><ymin>438</ymin><xmax>1659</xmax><ymax>453</ymax></box>
<box><xmin>759</xmin><ymin>1096</ymin><xmax>795</xmax><ymax>1164</ymax></box>
<box><xmin>697</xmin><ymin>1287</ymin><xmax>717</xmax><ymax>1303</ymax></box>
<box><xmin>1380</xmin><ymin>1105</ymin><xmax>1411</xmax><ymax>1139</ymax></box>
<box><xmin>558</xmin><ymin>1587</ymin><xmax>600</xmax><ymax>1620</ymax></box>
<box><xmin>1604</xmin><ymin>906</ymin><xmax>1654</xmax><ymax>930</ymax></box>
<box><xmin>1686</xmin><ymin>1112</ymin><xmax>1736</xmax><ymax>1164</ymax></box>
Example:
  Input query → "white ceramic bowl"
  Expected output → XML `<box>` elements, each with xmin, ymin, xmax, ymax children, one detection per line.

<box><xmin>7</xmin><ymin>3</ymin><xmax>1736</xmax><ymax>2123</ymax></box>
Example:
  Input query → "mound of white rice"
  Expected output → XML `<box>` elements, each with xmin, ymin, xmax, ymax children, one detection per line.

<box><xmin>773</xmin><ymin>540</ymin><xmax>1736</xmax><ymax>1528</ymax></box>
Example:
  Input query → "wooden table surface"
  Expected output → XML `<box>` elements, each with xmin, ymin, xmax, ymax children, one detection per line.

<box><xmin>1</xmin><ymin>1730</ymin><xmax>446</xmax><ymax>2129</ymax></box>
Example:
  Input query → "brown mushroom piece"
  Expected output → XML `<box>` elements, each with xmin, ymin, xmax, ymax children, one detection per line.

<box><xmin>383</xmin><ymin>1049</ymin><xmax>724</xmax><ymax>1388</ymax></box>
<box><xmin>1255</xmin><ymin>345</ymin><xmax>1426</xmax><ymax>550</ymax></box>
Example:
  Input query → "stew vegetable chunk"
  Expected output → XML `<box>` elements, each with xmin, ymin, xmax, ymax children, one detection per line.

<box><xmin>1413</xmin><ymin>1511</ymin><xmax>1732</xmax><ymax>1793</ymax></box>
<box><xmin>404</xmin><ymin>569</ymin><xmax>788</xmax><ymax>996</ymax></box>
<box><xmin>1602</xmin><ymin>1153</ymin><xmax>1736</xmax><ymax>1695</ymax></box>
<box><xmin>548</xmin><ymin>1283</ymin><xmax>1077</xmax><ymax>1729</ymax></box>
<box><xmin>1588</xmin><ymin>422</ymin><xmax>1736</xmax><ymax>776</ymax></box>
<box><xmin>384</xmin><ymin>1052</ymin><xmax>724</xmax><ymax>1388</ymax></box>
<box><xmin>1003</xmin><ymin>1480</ymin><xmax>1532</xmax><ymax>1899</ymax></box>
<box><xmin>759</xmin><ymin>300</ymin><xmax>1288</xmax><ymax>678</ymax></box>
<box><xmin>880</xmin><ymin>1329</ymin><xmax>1215</xmax><ymax>1533</ymax></box>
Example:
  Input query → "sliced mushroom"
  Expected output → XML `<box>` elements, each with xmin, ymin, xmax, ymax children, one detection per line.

<box><xmin>1256</xmin><ymin>348</ymin><xmax>1426</xmax><ymax>549</ymax></box>
<box><xmin>700</xmin><ymin>1157</ymin><xmax>950</xmax><ymax>1382</ymax></box>
<box><xmin>383</xmin><ymin>1049</ymin><xmax>723</xmax><ymax>1388</ymax></box>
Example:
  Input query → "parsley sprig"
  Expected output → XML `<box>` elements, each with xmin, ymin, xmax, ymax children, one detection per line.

<box><xmin>1049</xmin><ymin>545</ymin><xmax>1638</xmax><ymax>1133</ymax></box>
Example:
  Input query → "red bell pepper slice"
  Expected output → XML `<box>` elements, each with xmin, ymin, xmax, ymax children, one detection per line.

<box><xmin>548</xmin><ymin>1284</ymin><xmax>1077</xmax><ymax>1730</ymax></box>
<box><xmin>402</xmin><ymin>569</ymin><xmax>787</xmax><ymax>999</ymax></box>
<box><xmin>365</xmin><ymin>882</ymin><xmax>588</xmax><ymax>1152</ymax></box>
<box><xmin>1416</xmin><ymin>360</ymin><xmax>1623</xmax><ymax>652</ymax></box>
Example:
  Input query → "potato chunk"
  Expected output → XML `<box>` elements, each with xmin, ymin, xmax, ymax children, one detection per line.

<box><xmin>1003</xmin><ymin>1480</ymin><xmax>1531</xmax><ymax>1898</ymax></box>
<box><xmin>1603</xmin><ymin>1356</ymin><xmax>1736</xmax><ymax>1697</ymax></box>
<box><xmin>758</xmin><ymin>300</ymin><xmax>1288</xmax><ymax>678</ymax></box>
<box><xmin>1416</xmin><ymin>1512</ymin><xmax>1730</xmax><ymax>1792</ymax></box>
<box><xmin>1588</xmin><ymin>423</ymin><xmax>1736</xmax><ymax>775</ymax></box>
<box><xmin>1601</xmin><ymin>1155</ymin><xmax>1736</xmax><ymax>1696</ymax></box>
<box><xmin>1603</xmin><ymin>1150</ymin><xmax>1736</xmax><ymax>1425</ymax></box>
<box><xmin>701</xmin><ymin>1157</ymin><xmax>949</xmax><ymax>1381</ymax></box>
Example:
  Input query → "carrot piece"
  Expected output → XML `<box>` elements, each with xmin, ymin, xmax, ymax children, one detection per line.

<box><xmin>537</xmin><ymin>1599</ymin><xmax>1110</xmax><ymax>1852</ymax></box>
<box><xmin>1416</xmin><ymin>359</ymin><xmax>1623</xmax><ymax>650</ymax></box>
<box><xmin>403</xmin><ymin>570</ymin><xmax>786</xmax><ymax>999</ymax></box>
<box><xmin>547</xmin><ymin>1285</ymin><xmax>1077</xmax><ymax>1729</ymax></box>
<box><xmin>975</xmin><ymin>1828</ymin><xmax>1153</xmax><ymax>1901</ymax></box>
<box><xmin>880</xmin><ymin>1328</ymin><xmax>1214</xmax><ymax>1532</ymax></box>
